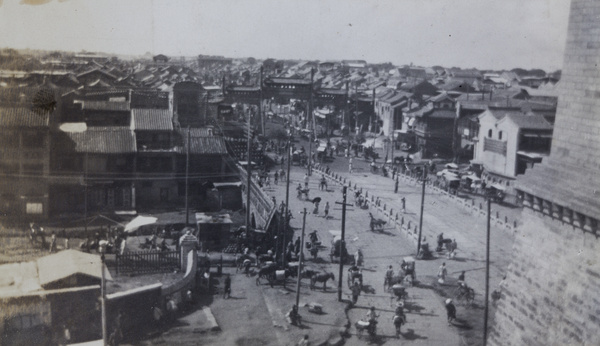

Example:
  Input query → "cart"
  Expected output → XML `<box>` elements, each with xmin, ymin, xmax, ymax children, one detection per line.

<box><xmin>401</xmin><ymin>256</ymin><xmax>416</xmax><ymax>285</ymax></box>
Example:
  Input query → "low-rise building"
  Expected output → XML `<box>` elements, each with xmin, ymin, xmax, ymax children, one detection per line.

<box><xmin>474</xmin><ymin>107</ymin><xmax>553</xmax><ymax>195</ymax></box>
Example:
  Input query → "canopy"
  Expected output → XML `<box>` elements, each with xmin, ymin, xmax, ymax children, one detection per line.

<box><xmin>124</xmin><ymin>215</ymin><xmax>158</xmax><ymax>233</ymax></box>
<box><xmin>490</xmin><ymin>183</ymin><xmax>506</xmax><ymax>191</ymax></box>
<box><xmin>445</xmin><ymin>163</ymin><xmax>459</xmax><ymax>169</ymax></box>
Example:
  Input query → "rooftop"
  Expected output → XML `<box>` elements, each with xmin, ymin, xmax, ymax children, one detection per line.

<box><xmin>131</xmin><ymin>108</ymin><xmax>173</xmax><ymax>131</ymax></box>
<box><xmin>0</xmin><ymin>107</ymin><xmax>51</xmax><ymax>127</ymax></box>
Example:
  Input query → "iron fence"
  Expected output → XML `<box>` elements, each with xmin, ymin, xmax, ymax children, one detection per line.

<box><xmin>115</xmin><ymin>250</ymin><xmax>180</xmax><ymax>275</ymax></box>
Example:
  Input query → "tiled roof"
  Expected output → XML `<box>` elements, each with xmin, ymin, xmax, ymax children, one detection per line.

<box><xmin>0</xmin><ymin>107</ymin><xmax>50</xmax><ymax>127</ymax></box>
<box><xmin>82</xmin><ymin>101</ymin><xmax>130</xmax><ymax>111</ymax></box>
<box><xmin>503</xmin><ymin>113</ymin><xmax>553</xmax><ymax>130</ymax></box>
<box><xmin>487</xmin><ymin>107</ymin><xmax>525</xmax><ymax>120</ymax></box>
<box><xmin>63</xmin><ymin>127</ymin><xmax>137</xmax><ymax>153</ymax></box>
<box><xmin>76</xmin><ymin>68</ymin><xmax>117</xmax><ymax>80</ymax></box>
<box><xmin>177</xmin><ymin>129</ymin><xmax>227</xmax><ymax>155</ymax></box>
<box><xmin>131</xmin><ymin>109</ymin><xmax>173</xmax><ymax>131</ymax></box>
<box><xmin>266</xmin><ymin>77</ymin><xmax>311</xmax><ymax>85</ymax></box>
<box><xmin>37</xmin><ymin>250</ymin><xmax>112</xmax><ymax>287</ymax></box>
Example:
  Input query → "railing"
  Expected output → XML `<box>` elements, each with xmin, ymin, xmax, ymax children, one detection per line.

<box><xmin>115</xmin><ymin>250</ymin><xmax>180</xmax><ymax>275</ymax></box>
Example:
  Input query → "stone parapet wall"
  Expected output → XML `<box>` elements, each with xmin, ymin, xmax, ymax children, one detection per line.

<box><xmin>488</xmin><ymin>208</ymin><xmax>600</xmax><ymax>346</ymax></box>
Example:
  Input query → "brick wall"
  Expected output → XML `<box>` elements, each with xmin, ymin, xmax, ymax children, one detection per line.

<box><xmin>550</xmin><ymin>0</ymin><xmax>600</xmax><ymax>172</ymax></box>
<box><xmin>491</xmin><ymin>0</ymin><xmax>600</xmax><ymax>344</ymax></box>
<box><xmin>489</xmin><ymin>208</ymin><xmax>600</xmax><ymax>346</ymax></box>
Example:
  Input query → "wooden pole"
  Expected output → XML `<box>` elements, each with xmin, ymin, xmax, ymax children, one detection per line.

<box><xmin>185</xmin><ymin>127</ymin><xmax>190</xmax><ymax>226</ymax></box>
<box><xmin>484</xmin><ymin>198</ymin><xmax>491</xmax><ymax>345</ymax></box>
<box><xmin>295</xmin><ymin>208</ymin><xmax>307</xmax><ymax>308</ymax></box>
<box><xmin>246</xmin><ymin>109</ymin><xmax>252</xmax><ymax>233</ymax></box>
<box><xmin>283</xmin><ymin>140</ymin><xmax>292</xmax><ymax>268</ymax></box>
<box><xmin>337</xmin><ymin>186</ymin><xmax>347</xmax><ymax>301</ymax></box>
<box><xmin>416</xmin><ymin>166</ymin><xmax>427</xmax><ymax>255</ymax></box>
<box><xmin>308</xmin><ymin>68</ymin><xmax>315</xmax><ymax>176</ymax></box>
<box><xmin>101</xmin><ymin>254</ymin><xmax>107</xmax><ymax>345</ymax></box>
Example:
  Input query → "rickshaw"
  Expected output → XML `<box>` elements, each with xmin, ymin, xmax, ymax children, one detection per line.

<box><xmin>460</xmin><ymin>175</ymin><xmax>481</xmax><ymax>193</ymax></box>
<box><xmin>329</xmin><ymin>235</ymin><xmax>352</xmax><ymax>264</ymax></box>
<box><xmin>401</xmin><ymin>256</ymin><xmax>416</xmax><ymax>283</ymax></box>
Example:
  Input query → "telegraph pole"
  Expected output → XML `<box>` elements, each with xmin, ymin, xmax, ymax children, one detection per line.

<box><xmin>259</xmin><ymin>65</ymin><xmax>265</xmax><ymax>136</ymax></box>
<box><xmin>185</xmin><ymin>127</ymin><xmax>190</xmax><ymax>226</ymax></box>
<box><xmin>416</xmin><ymin>166</ymin><xmax>427</xmax><ymax>255</ymax></box>
<box><xmin>483</xmin><ymin>198</ymin><xmax>492</xmax><ymax>346</ymax></box>
<box><xmin>84</xmin><ymin>151</ymin><xmax>88</xmax><ymax>233</ymax></box>
<box><xmin>308</xmin><ymin>68</ymin><xmax>315</xmax><ymax>176</ymax></box>
<box><xmin>336</xmin><ymin>186</ymin><xmax>350</xmax><ymax>302</ymax></box>
<box><xmin>295</xmin><ymin>208</ymin><xmax>307</xmax><ymax>308</ymax></box>
<box><xmin>101</xmin><ymin>254</ymin><xmax>107</xmax><ymax>345</ymax></box>
<box><xmin>282</xmin><ymin>140</ymin><xmax>292</xmax><ymax>269</ymax></box>
<box><xmin>246</xmin><ymin>109</ymin><xmax>252</xmax><ymax>233</ymax></box>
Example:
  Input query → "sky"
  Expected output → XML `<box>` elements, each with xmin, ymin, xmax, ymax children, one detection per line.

<box><xmin>0</xmin><ymin>0</ymin><xmax>571</xmax><ymax>71</ymax></box>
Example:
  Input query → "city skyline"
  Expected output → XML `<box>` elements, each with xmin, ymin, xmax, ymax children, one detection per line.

<box><xmin>0</xmin><ymin>0</ymin><xmax>570</xmax><ymax>71</ymax></box>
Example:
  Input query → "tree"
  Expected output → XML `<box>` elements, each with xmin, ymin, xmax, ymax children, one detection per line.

<box><xmin>269</xmin><ymin>128</ymin><xmax>288</xmax><ymax>145</ymax></box>
<box><xmin>247</xmin><ymin>57</ymin><xmax>256</xmax><ymax>65</ymax></box>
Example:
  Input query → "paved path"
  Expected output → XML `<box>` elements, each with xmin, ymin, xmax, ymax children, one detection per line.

<box><xmin>262</xmin><ymin>165</ymin><xmax>464</xmax><ymax>345</ymax></box>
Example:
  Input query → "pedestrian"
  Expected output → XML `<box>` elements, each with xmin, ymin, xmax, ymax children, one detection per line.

<box><xmin>274</xmin><ymin>173</ymin><xmax>278</xmax><ymax>185</ymax></box>
<box><xmin>394</xmin><ymin>179</ymin><xmax>399</xmax><ymax>194</ymax></box>
<box><xmin>445</xmin><ymin>299</ymin><xmax>456</xmax><ymax>325</ymax></box>
<box><xmin>304</xmin><ymin>173</ymin><xmax>309</xmax><ymax>188</ymax></box>
<box><xmin>109</xmin><ymin>310</ymin><xmax>124</xmax><ymax>346</ymax></box>
<box><xmin>438</xmin><ymin>262</ymin><xmax>447</xmax><ymax>284</ymax></box>
<box><xmin>385</xmin><ymin>265</ymin><xmax>394</xmax><ymax>287</ymax></box>
<box><xmin>323</xmin><ymin>202</ymin><xmax>330</xmax><ymax>219</ymax></box>
<box><xmin>458</xmin><ymin>271</ymin><xmax>466</xmax><ymax>285</ymax></box>
<box><xmin>349</xmin><ymin>157</ymin><xmax>353</xmax><ymax>174</ymax></box>
<box><xmin>320</xmin><ymin>175</ymin><xmax>327</xmax><ymax>191</ymax></box>
<box><xmin>64</xmin><ymin>235</ymin><xmax>70</xmax><ymax>250</ymax></box>
<box><xmin>223</xmin><ymin>274</ymin><xmax>231</xmax><ymax>299</ymax></box>
<box><xmin>401</xmin><ymin>197</ymin><xmax>406</xmax><ymax>212</ymax></box>
<box><xmin>297</xmin><ymin>334</ymin><xmax>310</xmax><ymax>346</ymax></box>
<box><xmin>351</xmin><ymin>281</ymin><xmax>361</xmax><ymax>305</ymax></box>
<box><xmin>449</xmin><ymin>239</ymin><xmax>458</xmax><ymax>259</ymax></box>
<box><xmin>294</xmin><ymin>236</ymin><xmax>301</xmax><ymax>255</ymax></box>
<box><xmin>49</xmin><ymin>231</ymin><xmax>57</xmax><ymax>253</ymax></box>
<box><xmin>312</xmin><ymin>200</ymin><xmax>319</xmax><ymax>214</ymax></box>
<box><xmin>344</xmin><ymin>148</ymin><xmax>349</xmax><ymax>158</ymax></box>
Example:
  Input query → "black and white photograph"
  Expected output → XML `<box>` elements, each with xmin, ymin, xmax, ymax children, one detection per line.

<box><xmin>0</xmin><ymin>0</ymin><xmax>598</xmax><ymax>345</ymax></box>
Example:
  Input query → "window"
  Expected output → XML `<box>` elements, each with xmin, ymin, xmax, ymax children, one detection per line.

<box><xmin>488</xmin><ymin>129</ymin><xmax>493</xmax><ymax>138</ymax></box>
<box><xmin>498</xmin><ymin>131</ymin><xmax>503</xmax><ymax>140</ymax></box>
<box><xmin>26</xmin><ymin>203</ymin><xmax>43</xmax><ymax>214</ymax></box>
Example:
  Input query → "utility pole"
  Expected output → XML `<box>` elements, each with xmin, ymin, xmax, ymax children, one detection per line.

<box><xmin>416</xmin><ymin>166</ymin><xmax>427</xmax><ymax>255</ymax></box>
<box><xmin>246</xmin><ymin>108</ymin><xmax>252</xmax><ymax>233</ymax></box>
<box><xmin>283</xmin><ymin>140</ymin><xmax>292</xmax><ymax>269</ymax></box>
<box><xmin>185</xmin><ymin>127</ymin><xmax>190</xmax><ymax>226</ymax></box>
<box><xmin>101</xmin><ymin>254</ymin><xmax>107</xmax><ymax>345</ymax></box>
<box><xmin>84</xmin><ymin>152</ymin><xmax>88</xmax><ymax>233</ymax></box>
<box><xmin>336</xmin><ymin>186</ymin><xmax>350</xmax><ymax>302</ymax></box>
<box><xmin>259</xmin><ymin>65</ymin><xmax>265</xmax><ymax>136</ymax></box>
<box><xmin>483</xmin><ymin>198</ymin><xmax>491</xmax><ymax>346</ymax></box>
<box><xmin>308</xmin><ymin>68</ymin><xmax>315</xmax><ymax>176</ymax></box>
<box><xmin>295</xmin><ymin>208</ymin><xmax>307</xmax><ymax>308</ymax></box>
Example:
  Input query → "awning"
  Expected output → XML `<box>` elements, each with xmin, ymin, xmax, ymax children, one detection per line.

<box><xmin>522</xmin><ymin>133</ymin><xmax>553</xmax><ymax>138</ymax></box>
<box><xmin>317</xmin><ymin>146</ymin><xmax>327</xmax><ymax>152</ymax></box>
<box><xmin>445</xmin><ymin>163</ymin><xmax>459</xmax><ymax>169</ymax></box>
<box><xmin>124</xmin><ymin>215</ymin><xmax>158</xmax><ymax>233</ymax></box>
<box><xmin>407</xmin><ymin>118</ymin><xmax>415</xmax><ymax>126</ymax></box>
<box><xmin>490</xmin><ymin>183</ymin><xmax>506</xmax><ymax>191</ymax></box>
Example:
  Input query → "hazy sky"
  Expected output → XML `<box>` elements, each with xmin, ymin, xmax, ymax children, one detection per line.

<box><xmin>0</xmin><ymin>0</ymin><xmax>571</xmax><ymax>71</ymax></box>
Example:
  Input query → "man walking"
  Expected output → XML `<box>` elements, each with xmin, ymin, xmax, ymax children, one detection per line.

<box><xmin>351</xmin><ymin>281</ymin><xmax>361</xmax><ymax>305</ymax></box>
<box><xmin>223</xmin><ymin>274</ymin><xmax>231</xmax><ymax>299</ymax></box>
<box><xmin>349</xmin><ymin>157</ymin><xmax>353</xmax><ymax>174</ymax></box>
<box><xmin>323</xmin><ymin>202</ymin><xmax>330</xmax><ymax>219</ymax></box>
<box><xmin>401</xmin><ymin>197</ymin><xmax>406</xmax><ymax>213</ymax></box>
<box><xmin>394</xmin><ymin>179</ymin><xmax>399</xmax><ymax>194</ymax></box>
